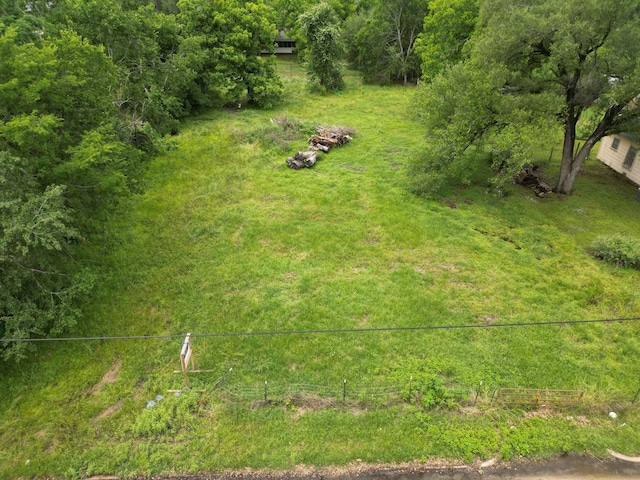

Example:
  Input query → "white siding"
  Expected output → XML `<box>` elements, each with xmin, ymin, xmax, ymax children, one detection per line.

<box><xmin>597</xmin><ymin>135</ymin><xmax>640</xmax><ymax>186</ymax></box>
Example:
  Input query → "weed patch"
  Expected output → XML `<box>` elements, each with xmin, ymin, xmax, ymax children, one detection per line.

<box><xmin>1</xmin><ymin>59</ymin><xmax>640</xmax><ymax>477</ymax></box>
<box><xmin>244</xmin><ymin>115</ymin><xmax>316</xmax><ymax>152</ymax></box>
<box><xmin>129</xmin><ymin>390</ymin><xmax>202</xmax><ymax>438</ymax></box>
<box><xmin>591</xmin><ymin>234</ymin><xmax>640</xmax><ymax>269</ymax></box>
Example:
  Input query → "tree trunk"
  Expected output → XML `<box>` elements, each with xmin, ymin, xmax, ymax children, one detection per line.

<box><xmin>556</xmin><ymin>104</ymin><xmax>624</xmax><ymax>194</ymax></box>
<box><xmin>556</xmin><ymin>128</ymin><xmax>604</xmax><ymax>195</ymax></box>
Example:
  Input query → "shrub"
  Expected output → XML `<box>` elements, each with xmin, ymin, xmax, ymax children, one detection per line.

<box><xmin>591</xmin><ymin>234</ymin><xmax>640</xmax><ymax>269</ymax></box>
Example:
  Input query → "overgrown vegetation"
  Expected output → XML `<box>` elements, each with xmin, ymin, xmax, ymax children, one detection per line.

<box><xmin>0</xmin><ymin>0</ymin><xmax>285</xmax><ymax>356</ymax></box>
<box><xmin>591</xmin><ymin>234</ymin><xmax>640</xmax><ymax>269</ymax></box>
<box><xmin>299</xmin><ymin>2</ymin><xmax>345</xmax><ymax>92</ymax></box>
<box><xmin>343</xmin><ymin>0</ymin><xmax>427</xmax><ymax>85</ymax></box>
<box><xmin>411</xmin><ymin>0</ymin><xmax>640</xmax><ymax>196</ymax></box>
<box><xmin>1</xmin><ymin>58</ymin><xmax>639</xmax><ymax>478</ymax></box>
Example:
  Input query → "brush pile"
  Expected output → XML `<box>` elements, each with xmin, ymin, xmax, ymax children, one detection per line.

<box><xmin>286</xmin><ymin>126</ymin><xmax>354</xmax><ymax>169</ymax></box>
<box><xmin>514</xmin><ymin>164</ymin><xmax>553</xmax><ymax>197</ymax></box>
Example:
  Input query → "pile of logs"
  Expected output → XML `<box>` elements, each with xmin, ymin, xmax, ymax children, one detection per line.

<box><xmin>286</xmin><ymin>126</ymin><xmax>354</xmax><ymax>169</ymax></box>
<box><xmin>514</xmin><ymin>164</ymin><xmax>553</xmax><ymax>197</ymax></box>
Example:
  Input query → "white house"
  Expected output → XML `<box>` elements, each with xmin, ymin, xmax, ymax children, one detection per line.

<box><xmin>597</xmin><ymin>134</ymin><xmax>640</xmax><ymax>187</ymax></box>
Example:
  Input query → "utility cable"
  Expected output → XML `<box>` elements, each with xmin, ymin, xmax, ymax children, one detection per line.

<box><xmin>2</xmin><ymin>316</ymin><xmax>640</xmax><ymax>343</ymax></box>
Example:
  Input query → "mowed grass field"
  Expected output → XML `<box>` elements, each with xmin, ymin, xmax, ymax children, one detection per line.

<box><xmin>1</xmin><ymin>57</ymin><xmax>640</xmax><ymax>477</ymax></box>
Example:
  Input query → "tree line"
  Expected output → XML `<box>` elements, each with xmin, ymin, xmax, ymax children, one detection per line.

<box><xmin>2</xmin><ymin>0</ymin><xmax>639</xmax><ymax>358</ymax></box>
<box><xmin>0</xmin><ymin>0</ymin><xmax>294</xmax><ymax>360</ymax></box>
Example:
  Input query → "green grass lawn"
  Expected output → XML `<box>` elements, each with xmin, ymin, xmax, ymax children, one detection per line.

<box><xmin>1</xmin><ymin>57</ymin><xmax>640</xmax><ymax>478</ymax></box>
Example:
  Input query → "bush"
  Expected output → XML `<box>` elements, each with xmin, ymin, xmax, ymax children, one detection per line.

<box><xmin>591</xmin><ymin>234</ymin><xmax>640</xmax><ymax>269</ymax></box>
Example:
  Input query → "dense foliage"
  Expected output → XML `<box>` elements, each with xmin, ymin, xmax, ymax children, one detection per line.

<box><xmin>299</xmin><ymin>2</ymin><xmax>345</xmax><ymax>92</ymax></box>
<box><xmin>344</xmin><ymin>0</ymin><xmax>427</xmax><ymax>85</ymax></box>
<box><xmin>178</xmin><ymin>0</ymin><xmax>283</xmax><ymax>108</ymax></box>
<box><xmin>410</xmin><ymin>0</ymin><xmax>640</xmax><ymax>195</ymax></box>
<box><xmin>0</xmin><ymin>0</ymin><xmax>284</xmax><ymax>359</ymax></box>
<box><xmin>415</xmin><ymin>0</ymin><xmax>478</xmax><ymax>81</ymax></box>
<box><xmin>591</xmin><ymin>235</ymin><xmax>640</xmax><ymax>270</ymax></box>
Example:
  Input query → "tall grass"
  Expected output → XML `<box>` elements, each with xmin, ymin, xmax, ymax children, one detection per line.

<box><xmin>1</xmin><ymin>58</ymin><xmax>640</xmax><ymax>478</ymax></box>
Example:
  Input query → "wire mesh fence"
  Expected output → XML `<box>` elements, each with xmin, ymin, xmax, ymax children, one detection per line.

<box><xmin>220</xmin><ymin>378</ymin><xmax>472</xmax><ymax>406</ymax></box>
<box><xmin>176</xmin><ymin>367</ymin><xmax>640</xmax><ymax>411</ymax></box>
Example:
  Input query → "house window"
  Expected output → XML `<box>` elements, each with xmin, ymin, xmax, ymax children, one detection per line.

<box><xmin>611</xmin><ymin>137</ymin><xmax>620</xmax><ymax>150</ymax></box>
<box><xmin>623</xmin><ymin>146</ymin><xmax>636</xmax><ymax>169</ymax></box>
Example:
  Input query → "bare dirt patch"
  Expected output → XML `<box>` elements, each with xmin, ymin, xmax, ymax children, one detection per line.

<box><xmin>96</xmin><ymin>400</ymin><xmax>123</xmax><ymax>420</ymax></box>
<box><xmin>89</xmin><ymin>360</ymin><xmax>122</xmax><ymax>395</ymax></box>
<box><xmin>249</xmin><ymin>395</ymin><xmax>371</xmax><ymax>420</ymax></box>
<box><xmin>283</xmin><ymin>272</ymin><xmax>298</xmax><ymax>281</ymax></box>
<box><xmin>356</xmin><ymin>313</ymin><xmax>369</xmax><ymax>327</ymax></box>
<box><xmin>523</xmin><ymin>407</ymin><xmax>556</xmax><ymax>420</ymax></box>
<box><xmin>481</xmin><ymin>315</ymin><xmax>498</xmax><ymax>324</ymax></box>
<box><xmin>565</xmin><ymin>415</ymin><xmax>590</xmax><ymax>427</ymax></box>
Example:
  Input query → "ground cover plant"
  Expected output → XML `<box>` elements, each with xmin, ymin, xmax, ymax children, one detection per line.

<box><xmin>0</xmin><ymin>57</ymin><xmax>640</xmax><ymax>478</ymax></box>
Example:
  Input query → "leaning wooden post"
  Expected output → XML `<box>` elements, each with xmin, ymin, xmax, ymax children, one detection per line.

<box><xmin>180</xmin><ymin>333</ymin><xmax>194</xmax><ymax>388</ymax></box>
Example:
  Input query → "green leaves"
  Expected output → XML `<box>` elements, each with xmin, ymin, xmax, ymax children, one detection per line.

<box><xmin>299</xmin><ymin>2</ymin><xmax>344</xmax><ymax>92</ymax></box>
<box><xmin>416</xmin><ymin>0</ymin><xmax>478</xmax><ymax>81</ymax></box>
<box><xmin>178</xmin><ymin>0</ymin><xmax>283</xmax><ymax>107</ymax></box>
<box><xmin>0</xmin><ymin>22</ymin><xmax>144</xmax><ymax>359</ymax></box>
<box><xmin>344</xmin><ymin>0</ymin><xmax>427</xmax><ymax>85</ymax></box>
<box><xmin>591</xmin><ymin>234</ymin><xmax>640</xmax><ymax>269</ymax></box>
<box><xmin>0</xmin><ymin>153</ymin><xmax>93</xmax><ymax>361</ymax></box>
<box><xmin>412</xmin><ymin>0</ymin><xmax>640</xmax><ymax>195</ymax></box>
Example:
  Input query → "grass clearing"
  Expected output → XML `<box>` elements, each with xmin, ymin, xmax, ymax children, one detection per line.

<box><xmin>1</xmin><ymin>58</ymin><xmax>640</xmax><ymax>478</ymax></box>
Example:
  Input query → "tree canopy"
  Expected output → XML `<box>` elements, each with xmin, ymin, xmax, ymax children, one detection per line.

<box><xmin>411</xmin><ymin>0</ymin><xmax>640</xmax><ymax>195</ymax></box>
<box><xmin>415</xmin><ymin>0</ymin><xmax>478</xmax><ymax>82</ymax></box>
<box><xmin>344</xmin><ymin>0</ymin><xmax>427</xmax><ymax>85</ymax></box>
<box><xmin>0</xmin><ymin>0</ymin><xmax>285</xmax><ymax>359</ymax></box>
<box><xmin>299</xmin><ymin>2</ymin><xmax>344</xmax><ymax>92</ymax></box>
<box><xmin>178</xmin><ymin>0</ymin><xmax>283</xmax><ymax>108</ymax></box>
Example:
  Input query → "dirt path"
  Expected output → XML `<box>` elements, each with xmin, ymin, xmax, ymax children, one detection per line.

<box><xmin>135</xmin><ymin>455</ymin><xmax>640</xmax><ymax>480</ymax></box>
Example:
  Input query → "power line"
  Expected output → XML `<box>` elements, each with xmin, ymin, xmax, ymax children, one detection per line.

<box><xmin>2</xmin><ymin>316</ymin><xmax>640</xmax><ymax>343</ymax></box>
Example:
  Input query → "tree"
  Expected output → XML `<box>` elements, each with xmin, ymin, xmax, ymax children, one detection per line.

<box><xmin>415</xmin><ymin>0</ymin><xmax>478</xmax><ymax>81</ymax></box>
<box><xmin>178</xmin><ymin>0</ymin><xmax>283</xmax><ymax>108</ymax></box>
<box><xmin>299</xmin><ymin>2</ymin><xmax>344</xmax><ymax>92</ymax></box>
<box><xmin>0</xmin><ymin>0</ymin><xmax>46</xmax><ymax>44</ymax></box>
<box><xmin>49</xmin><ymin>0</ymin><xmax>195</xmax><ymax>137</ymax></box>
<box><xmin>343</xmin><ymin>0</ymin><xmax>428</xmax><ymax>85</ymax></box>
<box><xmin>385</xmin><ymin>0</ymin><xmax>428</xmax><ymax>85</ymax></box>
<box><xmin>0</xmin><ymin>153</ymin><xmax>94</xmax><ymax>361</ymax></box>
<box><xmin>345</xmin><ymin>12</ymin><xmax>389</xmax><ymax>84</ymax></box>
<box><xmin>411</xmin><ymin>0</ymin><xmax>640</xmax><ymax>195</ymax></box>
<box><xmin>265</xmin><ymin>0</ymin><xmax>312</xmax><ymax>32</ymax></box>
<box><xmin>0</xmin><ymin>28</ymin><xmax>144</xmax><ymax>212</ymax></box>
<box><xmin>0</xmin><ymin>27</ymin><xmax>143</xmax><ymax>359</ymax></box>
